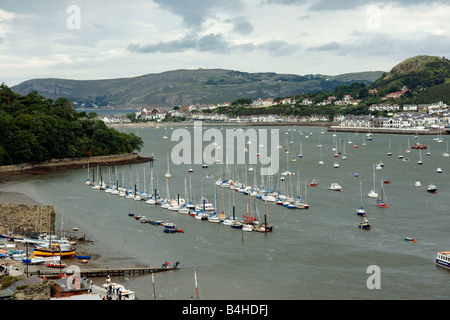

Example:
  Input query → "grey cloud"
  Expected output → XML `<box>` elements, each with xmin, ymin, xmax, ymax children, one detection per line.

<box><xmin>127</xmin><ymin>33</ymin><xmax>230</xmax><ymax>54</ymax></box>
<box><xmin>307</xmin><ymin>41</ymin><xmax>340</xmax><ymax>51</ymax></box>
<box><xmin>127</xmin><ymin>34</ymin><xmax>299</xmax><ymax>56</ymax></box>
<box><xmin>329</xmin><ymin>32</ymin><xmax>450</xmax><ymax>58</ymax></box>
<box><xmin>262</xmin><ymin>0</ymin><xmax>447</xmax><ymax>11</ymax></box>
<box><xmin>152</xmin><ymin>0</ymin><xmax>244</xmax><ymax>28</ymax></box>
<box><xmin>225</xmin><ymin>17</ymin><xmax>255</xmax><ymax>36</ymax></box>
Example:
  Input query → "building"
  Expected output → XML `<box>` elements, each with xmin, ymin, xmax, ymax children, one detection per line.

<box><xmin>382</xmin><ymin>86</ymin><xmax>409</xmax><ymax>100</ymax></box>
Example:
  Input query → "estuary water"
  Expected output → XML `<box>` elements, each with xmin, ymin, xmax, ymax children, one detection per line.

<box><xmin>2</xmin><ymin>123</ymin><xmax>450</xmax><ymax>300</ymax></box>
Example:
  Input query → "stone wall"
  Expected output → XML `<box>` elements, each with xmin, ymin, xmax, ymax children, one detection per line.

<box><xmin>0</xmin><ymin>203</ymin><xmax>54</xmax><ymax>237</ymax></box>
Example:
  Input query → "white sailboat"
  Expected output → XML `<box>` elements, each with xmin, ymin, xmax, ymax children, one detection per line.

<box><xmin>442</xmin><ymin>141</ymin><xmax>449</xmax><ymax>157</ymax></box>
<box><xmin>297</xmin><ymin>141</ymin><xmax>303</xmax><ymax>158</ymax></box>
<box><xmin>318</xmin><ymin>145</ymin><xmax>324</xmax><ymax>165</ymax></box>
<box><xmin>417</xmin><ymin>148</ymin><xmax>423</xmax><ymax>165</ymax></box>
<box><xmin>368</xmin><ymin>164</ymin><xmax>378</xmax><ymax>198</ymax></box>
<box><xmin>356</xmin><ymin>180</ymin><xmax>365</xmax><ymax>216</ymax></box>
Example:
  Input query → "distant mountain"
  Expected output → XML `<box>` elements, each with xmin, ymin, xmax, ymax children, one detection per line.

<box><xmin>10</xmin><ymin>68</ymin><xmax>384</xmax><ymax>108</ymax></box>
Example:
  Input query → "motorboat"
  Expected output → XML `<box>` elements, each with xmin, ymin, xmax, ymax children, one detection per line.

<box><xmin>427</xmin><ymin>184</ymin><xmax>438</xmax><ymax>193</ymax></box>
<box><xmin>358</xmin><ymin>218</ymin><xmax>371</xmax><ymax>230</ymax></box>
<box><xmin>328</xmin><ymin>183</ymin><xmax>343</xmax><ymax>191</ymax></box>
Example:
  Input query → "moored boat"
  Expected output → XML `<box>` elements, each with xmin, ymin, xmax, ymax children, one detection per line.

<box><xmin>32</xmin><ymin>243</ymin><xmax>76</xmax><ymax>258</ymax></box>
<box><xmin>358</xmin><ymin>218</ymin><xmax>371</xmax><ymax>230</ymax></box>
<box><xmin>46</xmin><ymin>262</ymin><xmax>67</xmax><ymax>268</ymax></box>
<box><xmin>427</xmin><ymin>184</ymin><xmax>438</xmax><ymax>193</ymax></box>
<box><xmin>436</xmin><ymin>251</ymin><xmax>450</xmax><ymax>269</ymax></box>
<box><xmin>329</xmin><ymin>183</ymin><xmax>343</xmax><ymax>191</ymax></box>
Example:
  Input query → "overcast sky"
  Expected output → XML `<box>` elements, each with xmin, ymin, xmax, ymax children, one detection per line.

<box><xmin>1</xmin><ymin>0</ymin><xmax>449</xmax><ymax>86</ymax></box>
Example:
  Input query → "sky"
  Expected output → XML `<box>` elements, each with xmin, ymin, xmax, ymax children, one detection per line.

<box><xmin>1</xmin><ymin>0</ymin><xmax>450</xmax><ymax>86</ymax></box>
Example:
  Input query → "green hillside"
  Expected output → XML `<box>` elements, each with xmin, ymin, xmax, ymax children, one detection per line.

<box><xmin>369</xmin><ymin>55</ymin><xmax>450</xmax><ymax>101</ymax></box>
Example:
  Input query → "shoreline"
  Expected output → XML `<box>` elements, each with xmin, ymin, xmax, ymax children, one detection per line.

<box><xmin>0</xmin><ymin>190</ymin><xmax>151</xmax><ymax>291</ymax></box>
<box><xmin>0</xmin><ymin>153</ymin><xmax>152</xmax><ymax>185</ymax></box>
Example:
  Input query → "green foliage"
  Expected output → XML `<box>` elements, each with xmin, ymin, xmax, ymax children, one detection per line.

<box><xmin>0</xmin><ymin>84</ymin><xmax>143</xmax><ymax>166</ymax></box>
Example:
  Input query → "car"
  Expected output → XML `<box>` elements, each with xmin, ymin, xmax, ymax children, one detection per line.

<box><xmin>0</xmin><ymin>252</ymin><xmax>8</xmax><ymax>259</ymax></box>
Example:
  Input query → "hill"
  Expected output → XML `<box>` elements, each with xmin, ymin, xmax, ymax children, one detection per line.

<box><xmin>369</xmin><ymin>55</ymin><xmax>450</xmax><ymax>103</ymax></box>
<box><xmin>10</xmin><ymin>68</ymin><xmax>384</xmax><ymax>108</ymax></box>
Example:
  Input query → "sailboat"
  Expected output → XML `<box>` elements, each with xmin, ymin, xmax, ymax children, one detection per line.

<box><xmin>291</xmin><ymin>141</ymin><xmax>296</xmax><ymax>162</ymax></box>
<box><xmin>297</xmin><ymin>141</ymin><xmax>303</xmax><ymax>158</ymax></box>
<box><xmin>442</xmin><ymin>142</ymin><xmax>449</xmax><ymax>157</ymax></box>
<box><xmin>398</xmin><ymin>143</ymin><xmax>403</xmax><ymax>159</ymax></box>
<box><xmin>417</xmin><ymin>148</ymin><xmax>423</xmax><ymax>165</ymax></box>
<box><xmin>294</xmin><ymin>178</ymin><xmax>309</xmax><ymax>209</ymax></box>
<box><xmin>254</xmin><ymin>201</ymin><xmax>273</xmax><ymax>232</ymax></box>
<box><xmin>356</xmin><ymin>180</ymin><xmax>366</xmax><ymax>216</ymax></box>
<box><xmin>165</xmin><ymin>154</ymin><xmax>172</xmax><ymax>178</ymax></box>
<box><xmin>375</xmin><ymin>180</ymin><xmax>389</xmax><ymax>208</ymax></box>
<box><xmin>318</xmin><ymin>145</ymin><xmax>324</xmax><ymax>165</ymax></box>
<box><xmin>85</xmin><ymin>161</ymin><xmax>91</xmax><ymax>185</ymax></box>
<box><xmin>387</xmin><ymin>138</ymin><xmax>392</xmax><ymax>156</ymax></box>
<box><xmin>368</xmin><ymin>165</ymin><xmax>378</xmax><ymax>198</ymax></box>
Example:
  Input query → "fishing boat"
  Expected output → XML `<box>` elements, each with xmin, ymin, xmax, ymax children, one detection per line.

<box><xmin>32</xmin><ymin>243</ymin><xmax>76</xmax><ymax>258</ymax></box>
<box><xmin>411</xmin><ymin>142</ymin><xmax>426</xmax><ymax>149</ymax></box>
<box><xmin>329</xmin><ymin>183</ymin><xmax>343</xmax><ymax>191</ymax></box>
<box><xmin>358</xmin><ymin>218</ymin><xmax>371</xmax><ymax>230</ymax></box>
<box><xmin>427</xmin><ymin>183</ymin><xmax>438</xmax><ymax>193</ymax></box>
<box><xmin>436</xmin><ymin>251</ymin><xmax>450</xmax><ymax>269</ymax></box>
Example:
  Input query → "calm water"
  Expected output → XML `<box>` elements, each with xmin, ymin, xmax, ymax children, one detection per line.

<box><xmin>2</xmin><ymin>124</ymin><xmax>450</xmax><ymax>300</ymax></box>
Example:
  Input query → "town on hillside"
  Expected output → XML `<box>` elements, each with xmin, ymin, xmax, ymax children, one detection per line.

<box><xmin>99</xmin><ymin>91</ymin><xmax>450</xmax><ymax>131</ymax></box>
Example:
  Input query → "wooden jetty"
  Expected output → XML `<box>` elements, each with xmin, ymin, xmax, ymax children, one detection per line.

<box><xmin>29</xmin><ymin>266</ymin><xmax>176</xmax><ymax>278</ymax></box>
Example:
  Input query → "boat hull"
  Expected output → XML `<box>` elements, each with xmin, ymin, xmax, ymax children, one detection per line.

<box><xmin>32</xmin><ymin>249</ymin><xmax>76</xmax><ymax>258</ymax></box>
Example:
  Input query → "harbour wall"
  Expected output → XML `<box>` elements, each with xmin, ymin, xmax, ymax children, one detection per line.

<box><xmin>328</xmin><ymin>127</ymin><xmax>444</xmax><ymax>135</ymax></box>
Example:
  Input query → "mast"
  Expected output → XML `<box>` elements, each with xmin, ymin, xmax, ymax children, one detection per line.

<box><xmin>194</xmin><ymin>270</ymin><xmax>199</xmax><ymax>300</ymax></box>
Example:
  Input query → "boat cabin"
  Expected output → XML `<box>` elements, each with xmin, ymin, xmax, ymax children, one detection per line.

<box><xmin>436</xmin><ymin>251</ymin><xmax>450</xmax><ymax>269</ymax></box>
